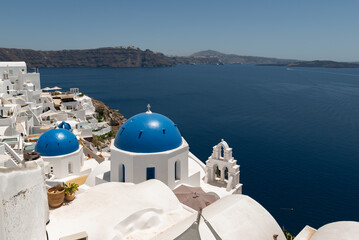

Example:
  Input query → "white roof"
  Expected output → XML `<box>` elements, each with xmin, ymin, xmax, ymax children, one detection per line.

<box><xmin>310</xmin><ymin>221</ymin><xmax>359</xmax><ymax>240</ymax></box>
<box><xmin>47</xmin><ymin>180</ymin><xmax>192</xmax><ymax>240</ymax></box>
<box><xmin>5</xmin><ymin>97</ymin><xmax>21</xmax><ymax>100</ymax></box>
<box><xmin>41</xmin><ymin>111</ymin><xmax>59</xmax><ymax>117</ymax></box>
<box><xmin>294</xmin><ymin>225</ymin><xmax>317</xmax><ymax>240</ymax></box>
<box><xmin>0</xmin><ymin>62</ymin><xmax>26</xmax><ymax>68</ymax></box>
<box><xmin>157</xmin><ymin>194</ymin><xmax>287</xmax><ymax>240</ymax></box>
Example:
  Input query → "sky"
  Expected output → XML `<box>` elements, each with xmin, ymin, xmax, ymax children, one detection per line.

<box><xmin>1</xmin><ymin>0</ymin><xmax>359</xmax><ymax>61</ymax></box>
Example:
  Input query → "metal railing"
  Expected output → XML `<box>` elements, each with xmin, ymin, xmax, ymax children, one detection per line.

<box><xmin>2</xmin><ymin>142</ymin><xmax>23</xmax><ymax>166</ymax></box>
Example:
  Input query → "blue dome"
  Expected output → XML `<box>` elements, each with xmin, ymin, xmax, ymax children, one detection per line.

<box><xmin>58</xmin><ymin>121</ymin><xmax>71</xmax><ymax>130</ymax></box>
<box><xmin>35</xmin><ymin>128</ymin><xmax>79</xmax><ymax>156</ymax></box>
<box><xmin>114</xmin><ymin>112</ymin><xmax>182</xmax><ymax>153</ymax></box>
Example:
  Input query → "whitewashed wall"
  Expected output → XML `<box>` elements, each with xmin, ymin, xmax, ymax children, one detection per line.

<box><xmin>42</xmin><ymin>146</ymin><xmax>83</xmax><ymax>179</ymax></box>
<box><xmin>110</xmin><ymin>138</ymin><xmax>199</xmax><ymax>189</ymax></box>
<box><xmin>0</xmin><ymin>165</ymin><xmax>47</xmax><ymax>240</ymax></box>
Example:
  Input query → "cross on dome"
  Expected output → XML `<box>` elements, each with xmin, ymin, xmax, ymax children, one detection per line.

<box><xmin>146</xmin><ymin>104</ymin><xmax>152</xmax><ymax>113</ymax></box>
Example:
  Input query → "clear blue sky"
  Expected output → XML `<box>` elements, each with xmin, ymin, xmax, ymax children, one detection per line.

<box><xmin>2</xmin><ymin>0</ymin><xmax>359</xmax><ymax>61</ymax></box>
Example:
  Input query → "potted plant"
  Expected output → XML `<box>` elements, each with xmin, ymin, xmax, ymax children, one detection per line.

<box><xmin>63</xmin><ymin>182</ymin><xmax>79</xmax><ymax>201</ymax></box>
<box><xmin>47</xmin><ymin>184</ymin><xmax>65</xmax><ymax>208</ymax></box>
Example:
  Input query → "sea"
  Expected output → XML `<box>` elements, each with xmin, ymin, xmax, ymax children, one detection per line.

<box><xmin>39</xmin><ymin>64</ymin><xmax>359</xmax><ymax>234</ymax></box>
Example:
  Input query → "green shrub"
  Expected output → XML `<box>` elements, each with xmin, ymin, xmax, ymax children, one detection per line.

<box><xmin>282</xmin><ymin>227</ymin><xmax>295</xmax><ymax>240</ymax></box>
<box><xmin>62</xmin><ymin>182</ymin><xmax>79</xmax><ymax>196</ymax></box>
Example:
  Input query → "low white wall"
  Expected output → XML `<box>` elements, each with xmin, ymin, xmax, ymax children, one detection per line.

<box><xmin>0</xmin><ymin>165</ymin><xmax>47</xmax><ymax>240</ymax></box>
<box><xmin>92</xmin><ymin>126</ymin><xmax>112</xmax><ymax>136</ymax></box>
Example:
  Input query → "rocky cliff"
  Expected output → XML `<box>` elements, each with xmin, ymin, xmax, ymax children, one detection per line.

<box><xmin>0</xmin><ymin>47</ymin><xmax>300</xmax><ymax>68</ymax></box>
<box><xmin>91</xmin><ymin>98</ymin><xmax>126</xmax><ymax>133</ymax></box>
<box><xmin>0</xmin><ymin>47</ymin><xmax>176</xmax><ymax>68</ymax></box>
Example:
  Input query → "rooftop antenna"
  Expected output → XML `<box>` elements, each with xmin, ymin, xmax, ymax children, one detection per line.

<box><xmin>146</xmin><ymin>104</ymin><xmax>152</xmax><ymax>114</ymax></box>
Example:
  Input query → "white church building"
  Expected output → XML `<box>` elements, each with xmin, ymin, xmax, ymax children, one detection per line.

<box><xmin>35</xmin><ymin>128</ymin><xmax>84</xmax><ymax>179</ymax></box>
<box><xmin>93</xmin><ymin>106</ymin><xmax>242</xmax><ymax>195</ymax></box>
<box><xmin>110</xmin><ymin>108</ymin><xmax>200</xmax><ymax>189</ymax></box>
<box><xmin>34</xmin><ymin>127</ymin><xmax>99</xmax><ymax>186</ymax></box>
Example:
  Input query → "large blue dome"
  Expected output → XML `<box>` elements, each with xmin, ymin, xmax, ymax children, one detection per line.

<box><xmin>114</xmin><ymin>112</ymin><xmax>182</xmax><ymax>153</ymax></box>
<box><xmin>35</xmin><ymin>128</ymin><xmax>79</xmax><ymax>156</ymax></box>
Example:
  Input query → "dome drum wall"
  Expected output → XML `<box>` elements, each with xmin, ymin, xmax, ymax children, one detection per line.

<box><xmin>41</xmin><ymin>147</ymin><xmax>83</xmax><ymax>179</ymax></box>
<box><xmin>110</xmin><ymin>138</ymin><xmax>197</xmax><ymax>189</ymax></box>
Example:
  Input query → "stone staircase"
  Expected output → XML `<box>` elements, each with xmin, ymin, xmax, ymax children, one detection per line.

<box><xmin>5</xmin><ymin>148</ymin><xmax>21</xmax><ymax>165</ymax></box>
<box><xmin>3</xmin><ymin>144</ymin><xmax>23</xmax><ymax>166</ymax></box>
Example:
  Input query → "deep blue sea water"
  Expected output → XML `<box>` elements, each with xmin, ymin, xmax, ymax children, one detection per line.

<box><xmin>39</xmin><ymin>64</ymin><xmax>359</xmax><ymax>234</ymax></box>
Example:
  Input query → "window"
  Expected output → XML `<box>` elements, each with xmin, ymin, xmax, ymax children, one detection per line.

<box><xmin>175</xmin><ymin>161</ymin><xmax>181</xmax><ymax>180</ymax></box>
<box><xmin>68</xmin><ymin>162</ymin><xmax>73</xmax><ymax>174</ymax></box>
<box><xmin>146</xmin><ymin>167</ymin><xmax>155</xmax><ymax>180</ymax></box>
<box><xmin>214</xmin><ymin>165</ymin><xmax>221</xmax><ymax>180</ymax></box>
<box><xmin>119</xmin><ymin>164</ymin><xmax>125</xmax><ymax>182</ymax></box>
<box><xmin>224</xmin><ymin>167</ymin><xmax>229</xmax><ymax>180</ymax></box>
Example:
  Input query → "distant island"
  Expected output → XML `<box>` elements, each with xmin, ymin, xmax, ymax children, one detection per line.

<box><xmin>0</xmin><ymin>47</ymin><xmax>358</xmax><ymax>68</ymax></box>
<box><xmin>260</xmin><ymin>60</ymin><xmax>359</xmax><ymax>68</ymax></box>
<box><xmin>188</xmin><ymin>50</ymin><xmax>297</xmax><ymax>65</ymax></box>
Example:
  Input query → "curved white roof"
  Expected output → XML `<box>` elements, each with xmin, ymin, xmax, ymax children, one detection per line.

<box><xmin>158</xmin><ymin>194</ymin><xmax>286</xmax><ymax>240</ymax></box>
<box><xmin>311</xmin><ymin>221</ymin><xmax>359</xmax><ymax>240</ymax></box>
<box><xmin>47</xmin><ymin>180</ymin><xmax>192</xmax><ymax>240</ymax></box>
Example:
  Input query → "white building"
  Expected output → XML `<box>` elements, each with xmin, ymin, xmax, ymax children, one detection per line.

<box><xmin>35</xmin><ymin>128</ymin><xmax>84</xmax><ymax>179</ymax></box>
<box><xmin>108</xmin><ymin>108</ymin><xmax>201</xmax><ymax>189</ymax></box>
<box><xmin>0</xmin><ymin>61</ymin><xmax>101</xmax><ymax>162</ymax></box>
<box><xmin>0</xmin><ymin>62</ymin><xmax>43</xmax><ymax>149</ymax></box>
<box><xmin>0</xmin><ymin>62</ymin><xmax>41</xmax><ymax>102</ymax></box>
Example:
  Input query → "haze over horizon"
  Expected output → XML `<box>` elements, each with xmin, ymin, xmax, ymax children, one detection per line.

<box><xmin>1</xmin><ymin>0</ymin><xmax>359</xmax><ymax>62</ymax></box>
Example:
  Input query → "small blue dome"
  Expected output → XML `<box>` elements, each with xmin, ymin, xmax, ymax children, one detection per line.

<box><xmin>58</xmin><ymin>121</ymin><xmax>71</xmax><ymax>130</ymax></box>
<box><xmin>114</xmin><ymin>112</ymin><xmax>182</xmax><ymax>153</ymax></box>
<box><xmin>35</xmin><ymin>128</ymin><xmax>79</xmax><ymax>156</ymax></box>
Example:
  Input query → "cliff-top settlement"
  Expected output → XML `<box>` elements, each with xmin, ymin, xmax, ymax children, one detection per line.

<box><xmin>0</xmin><ymin>62</ymin><xmax>357</xmax><ymax>240</ymax></box>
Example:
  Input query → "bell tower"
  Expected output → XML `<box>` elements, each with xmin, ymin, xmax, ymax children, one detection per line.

<box><xmin>205</xmin><ymin>139</ymin><xmax>242</xmax><ymax>193</ymax></box>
